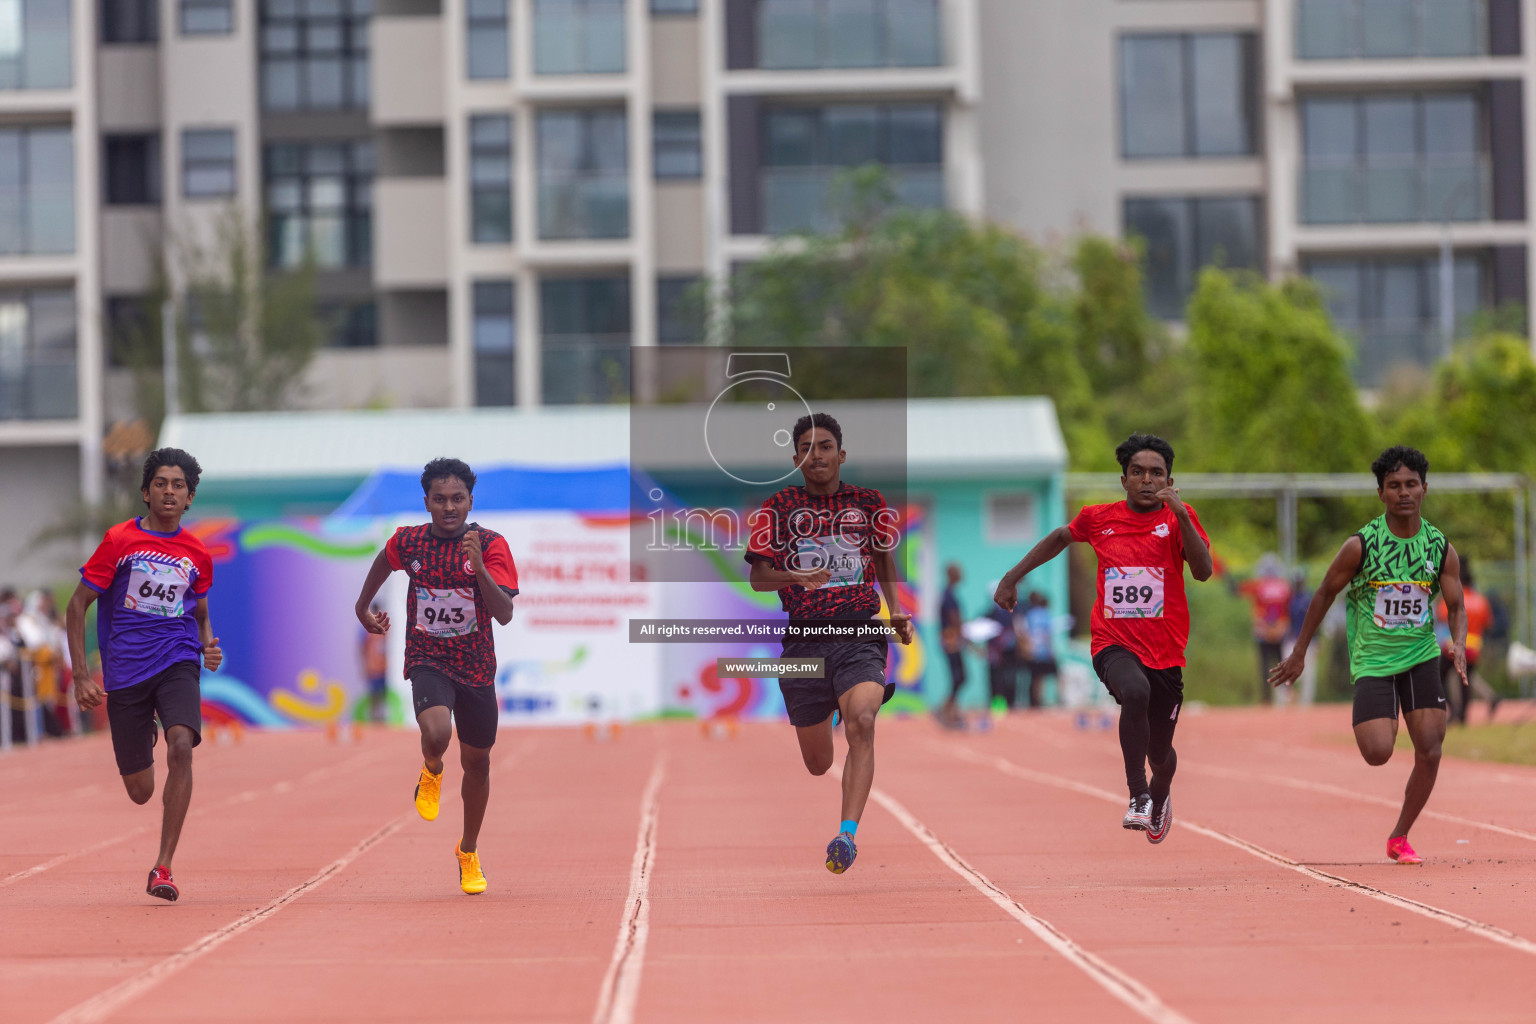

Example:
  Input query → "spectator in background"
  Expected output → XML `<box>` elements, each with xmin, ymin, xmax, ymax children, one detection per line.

<box><xmin>362</xmin><ymin>602</ymin><xmax>390</xmax><ymax>724</ymax></box>
<box><xmin>937</xmin><ymin>563</ymin><xmax>966</xmax><ymax>725</ymax></box>
<box><xmin>18</xmin><ymin>589</ymin><xmax>69</xmax><ymax>736</ymax></box>
<box><xmin>1239</xmin><ymin>555</ymin><xmax>1292</xmax><ymax>704</ymax></box>
<box><xmin>0</xmin><ymin>588</ymin><xmax>22</xmax><ymax>742</ymax></box>
<box><xmin>1021</xmin><ymin>591</ymin><xmax>1057</xmax><ymax>708</ymax></box>
<box><xmin>1435</xmin><ymin>559</ymin><xmax>1500</xmax><ymax>724</ymax></box>
<box><xmin>1282</xmin><ymin>571</ymin><xmax>1317</xmax><ymax>706</ymax></box>
<box><xmin>984</xmin><ymin>584</ymin><xmax>1023</xmax><ymax>710</ymax></box>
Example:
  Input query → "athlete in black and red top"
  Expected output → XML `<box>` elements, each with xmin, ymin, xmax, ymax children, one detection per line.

<box><xmin>745</xmin><ymin>412</ymin><xmax>913</xmax><ymax>875</ymax></box>
<box><xmin>995</xmin><ymin>434</ymin><xmax>1213</xmax><ymax>844</ymax></box>
<box><xmin>354</xmin><ymin>458</ymin><xmax>518</xmax><ymax>894</ymax></box>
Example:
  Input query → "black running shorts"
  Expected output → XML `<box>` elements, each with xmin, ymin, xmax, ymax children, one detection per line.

<box><xmin>1352</xmin><ymin>657</ymin><xmax>1446</xmax><ymax>726</ymax></box>
<box><xmin>411</xmin><ymin>668</ymin><xmax>499</xmax><ymax>748</ymax></box>
<box><xmin>778</xmin><ymin>637</ymin><xmax>893</xmax><ymax>728</ymax></box>
<box><xmin>105</xmin><ymin>660</ymin><xmax>203</xmax><ymax>776</ymax></box>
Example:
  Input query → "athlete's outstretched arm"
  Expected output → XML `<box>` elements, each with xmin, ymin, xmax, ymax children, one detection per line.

<box><xmin>190</xmin><ymin>599</ymin><xmax>223</xmax><ymax>672</ymax></box>
<box><xmin>65</xmin><ymin>582</ymin><xmax>103</xmax><ymax>710</ymax></box>
<box><xmin>995</xmin><ymin>525</ymin><xmax>1073</xmax><ymax>611</ymax></box>
<box><xmin>1439</xmin><ymin>544</ymin><xmax>1468</xmax><ymax>686</ymax></box>
<box><xmin>354</xmin><ymin>549</ymin><xmax>394</xmax><ymax>633</ymax></box>
<box><xmin>1269</xmin><ymin>535</ymin><xmax>1361</xmax><ymax>688</ymax></box>
<box><xmin>872</xmin><ymin>548</ymin><xmax>914</xmax><ymax>645</ymax></box>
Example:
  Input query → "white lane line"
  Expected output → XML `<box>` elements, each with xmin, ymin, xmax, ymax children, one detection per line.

<box><xmin>837</xmin><ymin>766</ymin><xmax>1196</xmax><ymax>1024</ymax></box>
<box><xmin>592</xmin><ymin>753</ymin><xmax>666</xmax><ymax>1024</ymax></box>
<box><xmin>1193</xmin><ymin>763</ymin><xmax>1536</xmax><ymax>846</ymax></box>
<box><xmin>939</xmin><ymin>743</ymin><xmax>1536</xmax><ymax>959</ymax></box>
<box><xmin>46</xmin><ymin>814</ymin><xmax>408</xmax><ymax>1024</ymax></box>
<box><xmin>1</xmin><ymin>747</ymin><xmax>390</xmax><ymax>889</ymax></box>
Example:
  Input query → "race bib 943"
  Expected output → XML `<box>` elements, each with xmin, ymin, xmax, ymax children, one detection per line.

<box><xmin>124</xmin><ymin>558</ymin><xmax>193</xmax><ymax>618</ymax></box>
<box><xmin>415</xmin><ymin>587</ymin><xmax>479</xmax><ymax>637</ymax></box>
<box><xmin>1103</xmin><ymin>567</ymin><xmax>1165</xmax><ymax>619</ymax></box>
<box><xmin>1373</xmin><ymin>582</ymin><xmax>1431</xmax><ymax>629</ymax></box>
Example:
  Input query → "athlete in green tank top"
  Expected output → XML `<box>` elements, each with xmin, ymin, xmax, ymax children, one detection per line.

<box><xmin>1344</xmin><ymin>515</ymin><xmax>1447</xmax><ymax>681</ymax></box>
<box><xmin>1270</xmin><ymin>446</ymin><xmax>1466</xmax><ymax>866</ymax></box>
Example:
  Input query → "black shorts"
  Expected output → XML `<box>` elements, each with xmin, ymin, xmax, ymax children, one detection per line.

<box><xmin>1352</xmin><ymin>657</ymin><xmax>1446</xmax><ymax>726</ymax></box>
<box><xmin>779</xmin><ymin>639</ymin><xmax>893</xmax><ymax>728</ymax></box>
<box><xmin>1092</xmin><ymin>646</ymin><xmax>1184</xmax><ymax>716</ymax></box>
<box><xmin>105</xmin><ymin>660</ymin><xmax>202</xmax><ymax>776</ymax></box>
<box><xmin>411</xmin><ymin>668</ymin><xmax>499</xmax><ymax>748</ymax></box>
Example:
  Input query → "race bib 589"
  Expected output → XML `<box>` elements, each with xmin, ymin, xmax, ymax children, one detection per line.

<box><xmin>1103</xmin><ymin>567</ymin><xmax>1165</xmax><ymax>619</ymax></box>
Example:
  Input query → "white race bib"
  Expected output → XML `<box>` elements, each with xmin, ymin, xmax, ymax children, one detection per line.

<box><xmin>124</xmin><ymin>558</ymin><xmax>193</xmax><ymax>618</ymax></box>
<box><xmin>791</xmin><ymin>537</ymin><xmax>866</xmax><ymax>588</ymax></box>
<box><xmin>1372</xmin><ymin>583</ymin><xmax>1431</xmax><ymax>629</ymax></box>
<box><xmin>415</xmin><ymin>587</ymin><xmax>478</xmax><ymax>637</ymax></box>
<box><xmin>1103</xmin><ymin>567</ymin><xmax>1165</xmax><ymax>619</ymax></box>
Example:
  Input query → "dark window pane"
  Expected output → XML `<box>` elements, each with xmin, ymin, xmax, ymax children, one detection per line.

<box><xmin>1121</xmin><ymin>35</ymin><xmax>1186</xmax><ymax>158</ymax></box>
<box><xmin>104</xmin><ymin>133</ymin><xmax>161</xmax><ymax>205</ymax></box>
<box><xmin>658</xmin><ymin>276</ymin><xmax>705</xmax><ymax>344</ymax></box>
<box><xmin>1194</xmin><ymin>197</ymin><xmax>1260</xmax><ymax>272</ymax></box>
<box><xmin>1125</xmin><ymin>198</ymin><xmax>1191</xmax><ymax>319</ymax></box>
<box><xmin>653</xmin><ymin>110</ymin><xmax>702</xmax><ymax>179</ymax></box>
<box><xmin>886</xmin><ymin>104</ymin><xmax>942</xmax><ymax>165</ymax></box>
<box><xmin>825</xmin><ymin>105</ymin><xmax>879</xmax><ymax>166</ymax></box>
<box><xmin>1190</xmin><ymin>34</ymin><xmax>1252</xmax><ymax>156</ymax></box>
<box><xmin>764</xmin><ymin>109</ymin><xmax>818</xmax><ymax>166</ymax></box>
<box><xmin>181</xmin><ymin>0</ymin><xmax>233</xmax><ymax>34</ymax></box>
<box><xmin>182</xmin><ymin>128</ymin><xmax>236</xmax><ymax>198</ymax></box>
<box><xmin>102</xmin><ymin>0</ymin><xmax>159</xmax><ymax>42</ymax></box>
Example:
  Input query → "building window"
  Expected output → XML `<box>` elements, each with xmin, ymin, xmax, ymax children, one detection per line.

<box><xmin>533</xmin><ymin>0</ymin><xmax>625</xmax><ymax>75</ymax></box>
<box><xmin>104</xmin><ymin>133</ymin><xmax>162</xmax><ymax>205</ymax></box>
<box><xmin>541</xmin><ymin>275</ymin><xmax>630</xmax><ymax>404</ymax></box>
<box><xmin>1296</xmin><ymin>0</ymin><xmax>1485</xmax><ymax>59</ymax></box>
<box><xmin>466</xmin><ymin>0</ymin><xmax>509</xmax><ymax>79</ymax></box>
<box><xmin>1307</xmin><ymin>254</ymin><xmax>1485</xmax><ymax>385</ymax></box>
<box><xmin>0</xmin><ymin>0</ymin><xmax>71</xmax><ymax>88</ymax></box>
<box><xmin>762</xmin><ymin>103</ymin><xmax>943</xmax><ymax>235</ymax></box>
<box><xmin>180</xmin><ymin>0</ymin><xmax>232</xmax><ymax>34</ymax></box>
<box><xmin>324</xmin><ymin>300</ymin><xmax>377</xmax><ymax>347</ymax></box>
<box><xmin>265</xmin><ymin>140</ymin><xmax>373</xmax><ymax>268</ymax></box>
<box><xmin>650</xmin><ymin>0</ymin><xmax>695</xmax><ymax>12</ymax></box>
<box><xmin>0</xmin><ymin>126</ymin><xmax>75</xmax><ymax>254</ymax></box>
<box><xmin>758</xmin><ymin>0</ymin><xmax>940</xmax><ymax>69</ymax></box>
<box><xmin>260</xmin><ymin>0</ymin><xmax>370</xmax><ymax>112</ymax></box>
<box><xmin>181</xmin><ymin>128</ymin><xmax>236</xmax><ymax>198</ymax></box>
<box><xmin>1301</xmin><ymin>92</ymin><xmax>1485</xmax><ymax>225</ymax></box>
<box><xmin>101</xmin><ymin>0</ymin><xmax>157</xmax><ymax>42</ymax></box>
<box><xmin>0</xmin><ymin>288</ymin><xmax>77</xmax><ymax>420</ymax></box>
<box><xmin>470</xmin><ymin>115</ymin><xmax>513</xmax><ymax>244</ymax></box>
<box><xmin>653</xmin><ymin>110</ymin><xmax>701</xmax><ymax>180</ymax></box>
<box><xmin>1123</xmin><ymin>196</ymin><xmax>1263</xmax><ymax>320</ymax></box>
<box><xmin>657</xmin><ymin>275</ymin><xmax>705</xmax><ymax>344</ymax></box>
<box><xmin>1120</xmin><ymin>33</ymin><xmax>1258</xmax><ymax>159</ymax></box>
<box><xmin>536</xmin><ymin>108</ymin><xmax>629</xmax><ymax>240</ymax></box>
<box><xmin>474</xmin><ymin>280</ymin><xmax>516</xmax><ymax>406</ymax></box>
<box><xmin>985</xmin><ymin>492</ymin><xmax>1038</xmax><ymax>546</ymax></box>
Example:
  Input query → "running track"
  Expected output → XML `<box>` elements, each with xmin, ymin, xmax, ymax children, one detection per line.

<box><xmin>4</xmin><ymin>705</ymin><xmax>1536</xmax><ymax>1023</ymax></box>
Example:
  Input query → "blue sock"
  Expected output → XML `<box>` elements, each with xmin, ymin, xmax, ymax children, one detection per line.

<box><xmin>840</xmin><ymin>819</ymin><xmax>858</xmax><ymax>838</ymax></box>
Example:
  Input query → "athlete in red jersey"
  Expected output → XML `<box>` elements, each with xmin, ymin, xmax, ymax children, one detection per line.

<box><xmin>995</xmin><ymin>434</ymin><xmax>1212</xmax><ymax>843</ymax></box>
<box><xmin>66</xmin><ymin>448</ymin><xmax>223</xmax><ymax>901</ymax></box>
<box><xmin>745</xmin><ymin>413</ymin><xmax>913</xmax><ymax>875</ymax></box>
<box><xmin>354</xmin><ymin>458</ymin><xmax>518</xmax><ymax>894</ymax></box>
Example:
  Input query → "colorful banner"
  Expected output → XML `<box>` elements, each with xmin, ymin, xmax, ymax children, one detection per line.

<box><xmin>185</xmin><ymin>505</ymin><xmax>927</xmax><ymax>729</ymax></box>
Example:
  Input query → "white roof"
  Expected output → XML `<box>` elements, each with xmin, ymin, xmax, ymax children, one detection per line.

<box><xmin>159</xmin><ymin>396</ymin><xmax>1066</xmax><ymax>482</ymax></box>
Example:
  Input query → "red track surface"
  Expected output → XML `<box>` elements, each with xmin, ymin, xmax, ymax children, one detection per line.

<box><xmin>5</xmin><ymin>705</ymin><xmax>1536</xmax><ymax>1023</ymax></box>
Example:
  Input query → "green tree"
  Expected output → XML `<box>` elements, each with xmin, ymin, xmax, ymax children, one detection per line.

<box><xmin>716</xmin><ymin>168</ymin><xmax>1114</xmax><ymax>464</ymax></box>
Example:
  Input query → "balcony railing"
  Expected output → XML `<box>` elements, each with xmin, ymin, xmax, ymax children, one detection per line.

<box><xmin>1300</xmin><ymin>157</ymin><xmax>1488</xmax><ymax>224</ymax></box>
<box><xmin>0</xmin><ymin>183</ymin><xmax>75</xmax><ymax>255</ymax></box>
<box><xmin>1296</xmin><ymin>0</ymin><xmax>1485</xmax><ymax>59</ymax></box>
<box><xmin>758</xmin><ymin>0</ymin><xmax>942</xmax><ymax>70</ymax></box>
<box><xmin>762</xmin><ymin>164</ymin><xmax>943</xmax><ymax>235</ymax></box>
<box><xmin>0</xmin><ymin>358</ymin><xmax>77</xmax><ymax>419</ymax></box>
<box><xmin>541</xmin><ymin>333</ymin><xmax>629</xmax><ymax>405</ymax></box>
<box><xmin>537</xmin><ymin>171</ymin><xmax>629</xmax><ymax>240</ymax></box>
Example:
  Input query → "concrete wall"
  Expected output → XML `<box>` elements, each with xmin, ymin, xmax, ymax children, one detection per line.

<box><xmin>0</xmin><ymin>445</ymin><xmax>86</xmax><ymax>587</ymax></box>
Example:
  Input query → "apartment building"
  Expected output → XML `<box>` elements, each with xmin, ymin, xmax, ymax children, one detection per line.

<box><xmin>0</xmin><ymin>0</ymin><xmax>1530</xmax><ymax>579</ymax></box>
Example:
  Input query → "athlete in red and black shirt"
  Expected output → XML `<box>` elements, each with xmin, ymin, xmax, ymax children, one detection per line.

<box><xmin>995</xmin><ymin>434</ymin><xmax>1213</xmax><ymax>844</ymax></box>
<box><xmin>744</xmin><ymin>413</ymin><xmax>913</xmax><ymax>875</ymax></box>
<box><xmin>354</xmin><ymin>458</ymin><xmax>518</xmax><ymax>895</ymax></box>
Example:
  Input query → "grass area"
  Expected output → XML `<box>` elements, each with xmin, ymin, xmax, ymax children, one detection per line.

<box><xmin>1392</xmin><ymin>720</ymin><xmax>1536</xmax><ymax>767</ymax></box>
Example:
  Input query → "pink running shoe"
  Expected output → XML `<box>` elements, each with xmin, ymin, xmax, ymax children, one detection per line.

<box><xmin>1387</xmin><ymin>836</ymin><xmax>1422</xmax><ymax>865</ymax></box>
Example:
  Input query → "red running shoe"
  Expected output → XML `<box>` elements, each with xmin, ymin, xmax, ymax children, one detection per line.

<box><xmin>146</xmin><ymin>865</ymin><xmax>179</xmax><ymax>901</ymax></box>
<box><xmin>1387</xmin><ymin>835</ymin><xmax>1422</xmax><ymax>865</ymax></box>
